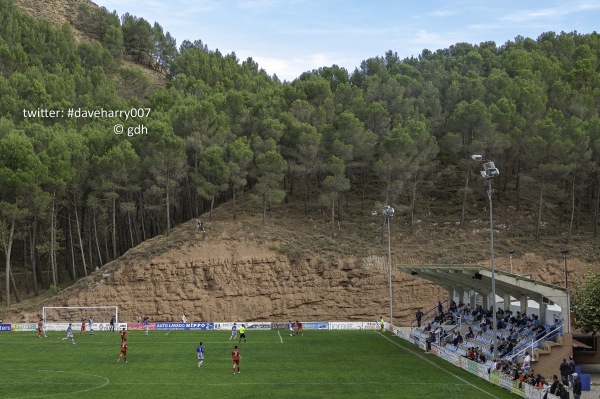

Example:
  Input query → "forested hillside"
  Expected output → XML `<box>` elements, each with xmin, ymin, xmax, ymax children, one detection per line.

<box><xmin>1</xmin><ymin>0</ymin><xmax>599</xmax><ymax>308</ymax></box>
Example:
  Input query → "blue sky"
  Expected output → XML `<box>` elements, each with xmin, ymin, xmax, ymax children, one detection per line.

<box><xmin>92</xmin><ymin>0</ymin><xmax>600</xmax><ymax>81</ymax></box>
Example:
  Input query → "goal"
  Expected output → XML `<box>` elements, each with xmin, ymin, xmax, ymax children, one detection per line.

<box><xmin>42</xmin><ymin>306</ymin><xmax>119</xmax><ymax>331</ymax></box>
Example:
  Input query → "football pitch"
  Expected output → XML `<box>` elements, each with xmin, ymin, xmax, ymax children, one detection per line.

<box><xmin>0</xmin><ymin>329</ymin><xmax>517</xmax><ymax>399</ymax></box>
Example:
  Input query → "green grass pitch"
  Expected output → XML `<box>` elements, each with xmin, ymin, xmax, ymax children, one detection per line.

<box><xmin>0</xmin><ymin>329</ymin><xmax>517</xmax><ymax>399</ymax></box>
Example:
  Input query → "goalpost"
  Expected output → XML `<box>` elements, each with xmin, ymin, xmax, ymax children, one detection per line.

<box><xmin>42</xmin><ymin>306</ymin><xmax>119</xmax><ymax>331</ymax></box>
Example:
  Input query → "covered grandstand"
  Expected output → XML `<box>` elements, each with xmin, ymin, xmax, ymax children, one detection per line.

<box><xmin>398</xmin><ymin>264</ymin><xmax>572</xmax><ymax>378</ymax></box>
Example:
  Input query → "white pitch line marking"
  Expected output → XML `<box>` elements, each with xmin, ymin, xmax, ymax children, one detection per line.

<box><xmin>0</xmin><ymin>369</ymin><xmax>110</xmax><ymax>399</ymax></box>
<box><xmin>378</xmin><ymin>333</ymin><xmax>503</xmax><ymax>399</ymax></box>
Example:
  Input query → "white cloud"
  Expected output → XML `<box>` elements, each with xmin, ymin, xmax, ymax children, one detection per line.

<box><xmin>244</xmin><ymin>52</ymin><xmax>354</xmax><ymax>81</ymax></box>
<box><xmin>237</xmin><ymin>0</ymin><xmax>285</xmax><ymax>9</ymax></box>
<box><xmin>396</xmin><ymin>29</ymin><xmax>463</xmax><ymax>55</ymax></box>
<box><xmin>176</xmin><ymin>0</ymin><xmax>220</xmax><ymax>13</ymax></box>
<box><xmin>427</xmin><ymin>9</ymin><xmax>463</xmax><ymax>18</ymax></box>
<box><xmin>501</xmin><ymin>2</ymin><xmax>600</xmax><ymax>23</ymax></box>
<box><xmin>410</xmin><ymin>30</ymin><xmax>445</xmax><ymax>45</ymax></box>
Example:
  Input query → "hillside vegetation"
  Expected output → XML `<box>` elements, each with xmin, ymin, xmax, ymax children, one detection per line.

<box><xmin>0</xmin><ymin>0</ymin><xmax>599</xmax><ymax>311</ymax></box>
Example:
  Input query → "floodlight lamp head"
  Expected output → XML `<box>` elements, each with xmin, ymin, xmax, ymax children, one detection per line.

<box><xmin>382</xmin><ymin>206</ymin><xmax>395</xmax><ymax>218</ymax></box>
<box><xmin>480</xmin><ymin>161</ymin><xmax>499</xmax><ymax>179</ymax></box>
<box><xmin>486</xmin><ymin>168</ymin><xmax>500</xmax><ymax>178</ymax></box>
<box><xmin>471</xmin><ymin>154</ymin><xmax>482</xmax><ymax>161</ymax></box>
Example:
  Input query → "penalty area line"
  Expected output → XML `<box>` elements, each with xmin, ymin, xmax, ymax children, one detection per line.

<box><xmin>377</xmin><ymin>333</ymin><xmax>503</xmax><ymax>399</ymax></box>
<box><xmin>277</xmin><ymin>330</ymin><xmax>283</xmax><ymax>343</ymax></box>
<box><xmin>0</xmin><ymin>369</ymin><xmax>110</xmax><ymax>399</ymax></box>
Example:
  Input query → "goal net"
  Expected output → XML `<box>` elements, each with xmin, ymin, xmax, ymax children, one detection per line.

<box><xmin>42</xmin><ymin>306</ymin><xmax>119</xmax><ymax>332</ymax></box>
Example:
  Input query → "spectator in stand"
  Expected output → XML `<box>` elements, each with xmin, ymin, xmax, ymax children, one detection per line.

<box><xmin>415</xmin><ymin>309</ymin><xmax>423</xmax><ymax>328</ymax></box>
<box><xmin>475</xmin><ymin>305</ymin><xmax>484</xmax><ymax>321</ymax></box>
<box><xmin>512</xmin><ymin>365</ymin><xmax>522</xmax><ymax>381</ymax></box>
<box><xmin>467</xmin><ymin>347</ymin><xmax>476</xmax><ymax>361</ymax></box>
<box><xmin>534</xmin><ymin>325</ymin><xmax>545</xmax><ymax>337</ymax></box>
<box><xmin>463</xmin><ymin>303</ymin><xmax>471</xmax><ymax>316</ymax></box>
<box><xmin>522</xmin><ymin>351</ymin><xmax>531</xmax><ymax>373</ymax></box>
<box><xmin>497</xmin><ymin>338</ymin><xmax>507</xmax><ymax>353</ymax></box>
<box><xmin>466</xmin><ymin>327</ymin><xmax>474</xmax><ymax>338</ymax></box>
<box><xmin>494</xmin><ymin>359</ymin><xmax>504</xmax><ymax>372</ymax></box>
<box><xmin>497</xmin><ymin>318</ymin><xmax>506</xmax><ymax>329</ymax></box>
<box><xmin>450</xmin><ymin>300</ymin><xmax>457</xmax><ymax>312</ymax></box>
<box><xmin>437</xmin><ymin>300</ymin><xmax>443</xmax><ymax>314</ymax></box>
<box><xmin>568</xmin><ymin>356</ymin><xmax>576</xmax><ymax>387</ymax></box>
<box><xmin>500</xmin><ymin>360</ymin><xmax>509</xmax><ymax>372</ymax></box>
<box><xmin>452</xmin><ymin>331</ymin><xmax>463</xmax><ymax>346</ymax></box>
<box><xmin>559</xmin><ymin>358</ymin><xmax>571</xmax><ymax>387</ymax></box>
<box><xmin>533</xmin><ymin>315</ymin><xmax>541</xmax><ymax>329</ymax></box>
<box><xmin>441</xmin><ymin>329</ymin><xmax>449</xmax><ymax>341</ymax></box>
<box><xmin>424</xmin><ymin>323</ymin><xmax>432</xmax><ymax>332</ymax></box>
<box><xmin>518</xmin><ymin>369</ymin><xmax>529</xmax><ymax>387</ymax></box>
<box><xmin>444</xmin><ymin>312</ymin><xmax>455</xmax><ymax>324</ymax></box>
<box><xmin>496</xmin><ymin>336</ymin><xmax>503</xmax><ymax>350</ymax></box>
<box><xmin>478</xmin><ymin>349</ymin><xmax>486</xmax><ymax>364</ymax></box>
<box><xmin>426</xmin><ymin>332</ymin><xmax>435</xmax><ymax>352</ymax></box>
<box><xmin>501</xmin><ymin>340</ymin><xmax>515</xmax><ymax>358</ymax></box>
<box><xmin>572</xmin><ymin>373</ymin><xmax>582</xmax><ymax>399</ymax></box>
<box><xmin>535</xmin><ymin>375</ymin><xmax>546</xmax><ymax>389</ymax></box>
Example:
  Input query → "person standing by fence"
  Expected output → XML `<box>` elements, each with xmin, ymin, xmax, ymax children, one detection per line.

<box><xmin>572</xmin><ymin>373</ymin><xmax>581</xmax><ymax>399</ymax></box>
<box><xmin>568</xmin><ymin>356</ymin><xmax>576</xmax><ymax>387</ymax></box>
<box><xmin>559</xmin><ymin>358</ymin><xmax>570</xmax><ymax>387</ymax></box>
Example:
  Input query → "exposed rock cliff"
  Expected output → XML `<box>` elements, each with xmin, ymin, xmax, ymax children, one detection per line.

<box><xmin>21</xmin><ymin>231</ymin><xmax>445</xmax><ymax>323</ymax></box>
<box><xmin>10</xmin><ymin>212</ymin><xmax>590</xmax><ymax>325</ymax></box>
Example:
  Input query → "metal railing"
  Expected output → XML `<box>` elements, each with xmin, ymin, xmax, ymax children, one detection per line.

<box><xmin>503</xmin><ymin>321</ymin><xmax>563</xmax><ymax>363</ymax></box>
<box><xmin>410</xmin><ymin>299</ymin><xmax>450</xmax><ymax>329</ymax></box>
